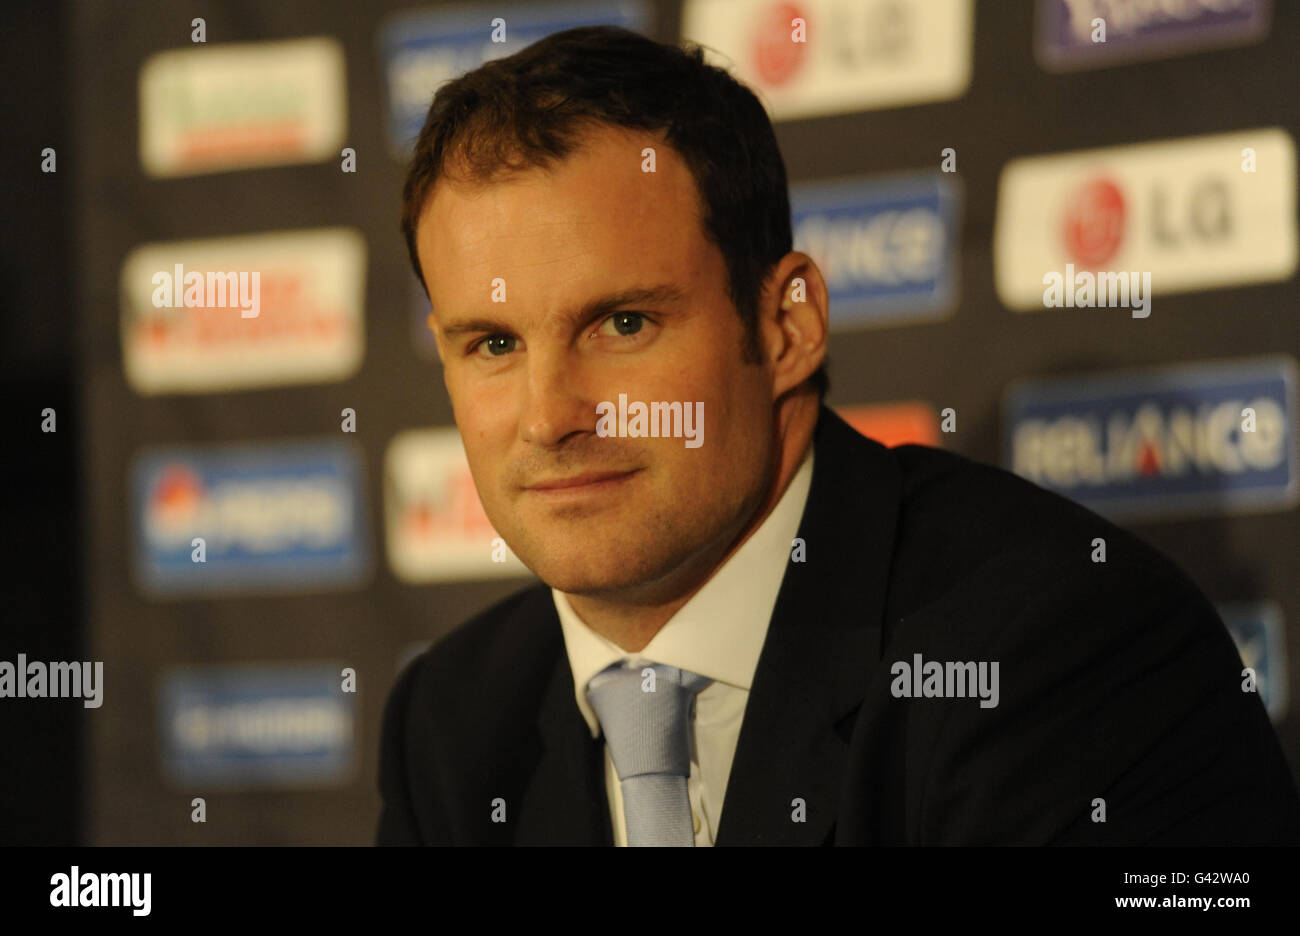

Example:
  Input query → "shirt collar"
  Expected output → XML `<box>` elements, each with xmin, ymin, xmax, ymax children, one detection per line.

<box><xmin>555</xmin><ymin>445</ymin><xmax>815</xmax><ymax>738</ymax></box>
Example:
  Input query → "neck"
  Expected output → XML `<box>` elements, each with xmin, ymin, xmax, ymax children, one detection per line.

<box><xmin>564</xmin><ymin>391</ymin><xmax>821</xmax><ymax>652</ymax></box>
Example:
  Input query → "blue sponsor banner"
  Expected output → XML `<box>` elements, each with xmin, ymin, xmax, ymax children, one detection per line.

<box><xmin>791</xmin><ymin>172</ymin><xmax>960</xmax><ymax>330</ymax></box>
<box><xmin>1218</xmin><ymin>601</ymin><xmax>1288</xmax><ymax>722</ymax></box>
<box><xmin>132</xmin><ymin>439</ymin><xmax>371</xmax><ymax>596</ymax></box>
<box><xmin>1003</xmin><ymin>356</ymin><xmax>1298</xmax><ymax>521</ymax></box>
<box><xmin>159</xmin><ymin>663</ymin><xmax>354</xmax><ymax>788</ymax></box>
<box><xmin>380</xmin><ymin>0</ymin><xmax>651</xmax><ymax>153</ymax></box>
<box><xmin>1035</xmin><ymin>0</ymin><xmax>1271</xmax><ymax>71</ymax></box>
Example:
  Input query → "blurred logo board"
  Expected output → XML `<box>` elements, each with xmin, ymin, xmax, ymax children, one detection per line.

<box><xmin>792</xmin><ymin>172</ymin><xmax>961</xmax><ymax>329</ymax></box>
<box><xmin>132</xmin><ymin>439</ymin><xmax>371</xmax><ymax>597</ymax></box>
<box><xmin>836</xmin><ymin>402</ymin><xmax>940</xmax><ymax>447</ymax></box>
<box><xmin>139</xmin><ymin>37</ymin><xmax>347</xmax><ymax>177</ymax></box>
<box><xmin>120</xmin><ymin>228</ymin><xmax>366</xmax><ymax>395</ymax></box>
<box><xmin>1035</xmin><ymin>0</ymin><xmax>1272</xmax><ymax>72</ymax></box>
<box><xmin>1004</xmin><ymin>356</ymin><xmax>1298</xmax><ymax>521</ymax></box>
<box><xmin>381</xmin><ymin>0</ymin><xmax>651</xmax><ymax>154</ymax></box>
<box><xmin>1218</xmin><ymin>601</ymin><xmax>1288</xmax><ymax>722</ymax></box>
<box><xmin>160</xmin><ymin>663</ymin><xmax>354</xmax><ymax>789</ymax></box>
<box><xmin>994</xmin><ymin>128</ymin><xmax>1297</xmax><ymax>310</ymax></box>
<box><xmin>682</xmin><ymin>0</ymin><xmax>973</xmax><ymax>120</ymax></box>
<box><xmin>385</xmin><ymin>428</ymin><xmax>533</xmax><ymax>583</ymax></box>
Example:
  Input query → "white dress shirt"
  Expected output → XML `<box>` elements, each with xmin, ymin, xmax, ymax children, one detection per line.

<box><xmin>553</xmin><ymin>446</ymin><xmax>815</xmax><ymax>845</ymax></box>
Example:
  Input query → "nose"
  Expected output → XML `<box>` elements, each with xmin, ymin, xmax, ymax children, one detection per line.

<box><xmin>518</xmin><ymin>345</ymin><xmax>594</xmax><ymax>448</ymax></box>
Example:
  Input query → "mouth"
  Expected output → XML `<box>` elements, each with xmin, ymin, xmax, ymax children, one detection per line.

<box><xmin>524</xmin><ymin>468</ymin><xmax>642</xmax><ymax>495</ymax></box>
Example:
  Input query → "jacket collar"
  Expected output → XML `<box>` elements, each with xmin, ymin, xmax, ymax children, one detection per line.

<box><xmin>715</xmin><ymin>405</ymin><xmax>902</xmax><ymax>844</ymax></box>
<box><xmin>513</xmin><ymin>640</ymin><xmax>613</xmax><ymax>845</ymax></box>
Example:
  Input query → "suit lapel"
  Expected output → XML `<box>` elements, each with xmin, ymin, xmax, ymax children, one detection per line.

<box><xmin>513</xmin><ymin>614</ymin><xmax>613</xmax><ymax>846</ymax></box>
<box><xmin>715</xmin><ymin>406</ymin><xmax>902</xmax><ymax>845</ymax></box>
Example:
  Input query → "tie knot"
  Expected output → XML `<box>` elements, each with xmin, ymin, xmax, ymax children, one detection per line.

<box><xmin>586</xmin><ymin>662</ymin><xmax>712</xmax><ymax>781</ymax></box>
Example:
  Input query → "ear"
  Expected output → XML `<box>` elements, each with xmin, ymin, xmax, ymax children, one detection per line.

<box><xmin>427</xmin><ymin>313</ymin><xmax>447</xmax><ymax>366</ymax></box>
<box><xmin>419</xmin><ymin>279</ymin><xmax>448</xmax><ymax>366</ymax></box>
<box><xmin>758</xmin><ymin>252</ymin><xmax>829</xmax><ymax>399</ymax></box>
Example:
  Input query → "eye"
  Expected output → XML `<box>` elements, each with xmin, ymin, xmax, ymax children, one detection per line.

<box><xmin>472</xmin><ymin>334</ymin><xmax>517</xmax><ymax>357</ymax></box>
<box><xmin>598</xmin><ymin>312</ymin><xmax>646</xmax><ymax>337</ymax></box>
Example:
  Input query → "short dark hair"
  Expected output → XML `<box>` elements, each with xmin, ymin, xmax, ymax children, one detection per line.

<box><xmin>400</xmin><ymin>25</ymin><xmax>829</xmax><ymax>399</ymax></box>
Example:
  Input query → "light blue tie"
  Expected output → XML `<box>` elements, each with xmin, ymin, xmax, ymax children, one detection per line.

<box><xmin>586</xmin><ymin>662</ymin><xmax>712</xmax><ymax>846</ymax></box>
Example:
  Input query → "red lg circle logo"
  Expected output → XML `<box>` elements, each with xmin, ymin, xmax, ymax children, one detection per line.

<box><xmin>1063</xmin><ymin>177</ymin><xmax>1126</xmax><ymax>267</ymax></box>
<box><xmin>753</xmin><ymin>3</ymin><xmax>808</xmax><ymax>87</ymax></box>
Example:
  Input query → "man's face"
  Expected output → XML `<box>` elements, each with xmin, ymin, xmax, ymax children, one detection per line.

<box><xmin>417</xmin><ymin>125</ymin><xmax>776</xmax><ymax>597</ymax></box>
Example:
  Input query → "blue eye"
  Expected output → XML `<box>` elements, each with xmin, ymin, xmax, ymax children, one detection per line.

<box><xmin>475</xmin><ymin>335</ymin><xmax>516</xmax><ymax>357</ymax></box>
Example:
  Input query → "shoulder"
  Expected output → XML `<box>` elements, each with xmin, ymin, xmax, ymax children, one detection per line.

<box><xmin>880</xmin><ymin>442</ymin><xmax>1205</xmax><ymax>622</ymax></box>
<box><xmin>875</xmin><ymin>449</ymin><xmax>1296</xmax><ymax>844</ymax></box>
<box><xmin>384</xmin><ymin>581</ymin><xmax>558</xmax><ymax>721</ymax></box>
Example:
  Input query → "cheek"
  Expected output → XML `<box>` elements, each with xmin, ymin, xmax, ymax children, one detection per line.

<box><xmin>447</xmin><ymin>370</ymin><xmax>504</xmax><ymax>432</ymax></box>
<box><xmin>445</xmin><ymin>391</ymin><xmax>492</xmax><ymax>466</ymax></box>
<box><xmin>698</xmin><ymin>365</ymin><xmax>761</xmax><ymax>433</ymax></box>
<box><xmin>463</xmin><ymin>439</ymin><xmax>510</xmax><ymax>514</ymax></box>
<box><xmin>463</xmin><ymin>422</ymin><xmax>506</xmax><ymax>473</ymax></box>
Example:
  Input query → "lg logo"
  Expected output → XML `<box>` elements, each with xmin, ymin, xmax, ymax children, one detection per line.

<box><xmin>1063</xmin><ymin>175</ymin><xmax>1233</xmax><ymax>266</ymax></box>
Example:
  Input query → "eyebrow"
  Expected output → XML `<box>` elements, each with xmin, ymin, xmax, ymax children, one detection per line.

<box><xmin>437</xmin><ymin>283</ymin><xmax>687</xmax><ymax>338</ymax></box>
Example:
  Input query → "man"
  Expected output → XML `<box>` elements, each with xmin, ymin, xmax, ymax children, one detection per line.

<box><xmin>377</xmin><ymin>26</ymin><xmax>1300</xmax><ymax>845</ymax></box>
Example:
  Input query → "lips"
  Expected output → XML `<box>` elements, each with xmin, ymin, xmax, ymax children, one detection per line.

<box><xmin>525</xmin><ymin>469</ymin><xmax>640</xmax><ymax>491</ymax></box>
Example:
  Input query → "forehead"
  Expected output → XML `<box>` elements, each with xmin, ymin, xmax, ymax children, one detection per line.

<box><xmin>417</xmin><ymin>126</ymin><xmax>716</xmax><ymax>310</ymax></box>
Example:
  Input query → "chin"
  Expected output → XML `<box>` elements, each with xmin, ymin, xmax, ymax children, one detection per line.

<box><xmin>523</xmin><ymin>542</ymin><xmax>667</xmax><ymax>596</ymax></box>
<box><xmin>527</xmin><ymin>559</ymin><xmax>632</xmax><ymax>596</ymax></box>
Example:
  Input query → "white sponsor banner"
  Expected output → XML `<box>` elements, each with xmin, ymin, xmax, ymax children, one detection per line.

<box><xmin>680</xmin><ymin>0</ymin><xmax>973</xmax><ymax>120</ymax></box>
<box><xmin>994</xmin><ymin>128</ymin><xmax>1297</xmax><ymax>310</ymax></box>
<box><xmin>139</xmin><ymin>37</ymin><xmax>347</xmax><ymax>177</ymax></box>
<box><xmin>120</xmin><ymin>228</ymin><xmax>366</xmax><ymax>395</ymax></box>
<box><xmin>384</xmin><ymin>428</ymin><xmax>533</xmax><ymax>583</ymax></box>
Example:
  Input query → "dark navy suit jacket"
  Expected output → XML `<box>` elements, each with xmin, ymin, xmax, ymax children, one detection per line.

<box><xmin>377</xmin><ymin>406</ymin><xmax>1300</xmax><ymax>844</ymax></box>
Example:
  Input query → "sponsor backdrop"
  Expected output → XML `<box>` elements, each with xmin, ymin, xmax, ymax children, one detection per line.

<box><xmin>72</xmin><ymin>0</ymin><xmax>1299</xmax><ymax>843</ymax></box>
